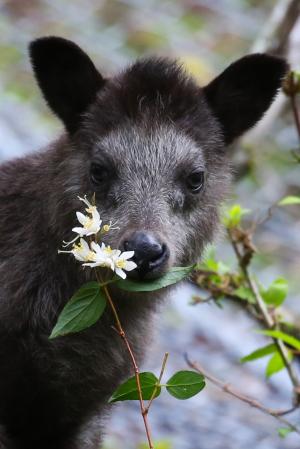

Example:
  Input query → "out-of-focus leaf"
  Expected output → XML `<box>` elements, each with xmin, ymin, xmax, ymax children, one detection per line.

<box><xmin>222</xmin><ymin>204</ymin><xmax>250</xmax><ymax>228</ymax></box>
<box><xmin>278</xmin><ymin>196</ymin><xmax>300</xmax><ymax>206</ymax></box>
<box><xmin>261</xmin><ymin>278</ymin><xmax>288</xmax><ymax>307</ymax></box>
<box><xmin>265</xmin><ymin>351</ymin><xmax>286</xmax><ymax>377</ymax></box>
<box><xmin>240</xmin><ymin>344</ymin><xmax>276</xmax><ymax>363</ymax></box>
<box><xmin>234</xmin><ymin>286</ymin><xmax>256</xmax><ymax>304</ymax></box>
<box><xmin>278</xmin><ymin>427</ymin><xmax>294</xmax><ymax>438</ymax></box>
<box><xmin>139</xmin><ymin>441</ymin><xmax>172</xmax><ymax>449</ymax></box>
<box><xmin>259</xmin><ymin>330</ymin><xmax>300</xmax><ymax>351</ymax></box>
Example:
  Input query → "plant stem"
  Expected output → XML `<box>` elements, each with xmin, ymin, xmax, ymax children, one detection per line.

<box><xmin>145</xmin><ymin>352</ymin><xmax>169</xmax><ymax>413</ymax></box>
<box><xmin>227</xmin><ymin>229</ymin><xmax>300</xmax><ymax>403</ymax></box>
<box><xmin>100</xmin><ymin>281</ymin><xmax>154</xmax><ymax>449</ymax></box>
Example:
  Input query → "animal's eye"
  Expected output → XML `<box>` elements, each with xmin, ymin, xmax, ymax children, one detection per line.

<box><xmin>90</xmin><ymin>163</ymin><xmax>110</xmax><ymax>185</ymax></box>
<box><xmin>186</xmin><ymin>170</ymin><xmax>205</xmax><ymax>193</ymax></box>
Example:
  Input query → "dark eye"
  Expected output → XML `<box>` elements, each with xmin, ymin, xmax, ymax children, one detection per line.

<box><xmin>90</xmin><ymin>163</ymin><xmax>109</xmax><ymax>186</ymax></box>
<box><xmin>186</xmin><ymin>170</ymin><xmax>205</xmax><ymax>193</ymax></box>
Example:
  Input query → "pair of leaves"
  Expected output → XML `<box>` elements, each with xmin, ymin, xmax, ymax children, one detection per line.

<box><xmin>50</xmin><ymin>265</ymin><xmax>195</xmax><ymax>339</ymax></box>
<box><xmin>109</xmin><ymin>370</ymin><xmax>205</xmax><ymax>403</ymax></box>
<box><xmin>241</xmin><ymin>328</ymin><xmax>300</xmax><ymax>378</ymax></box>
<box><xmin>222</xmin><ymin>204</ymin><xmax>250</xmax><ymax>228</ymax></box>
<box><xmin>241</xmin><ymin>343</ymin><xmax>290</xmax><ymax>378</ymax></box>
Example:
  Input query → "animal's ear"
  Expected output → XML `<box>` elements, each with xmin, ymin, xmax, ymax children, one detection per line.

<box><xmin>203</xmin><ymin>54</ymin><xmax>288</xmax><ymax>144</ymax></box>
<box><xmin>29</xmin><ymin>36</ymin><xmax>105</xmax><ymax>133</ymax></box>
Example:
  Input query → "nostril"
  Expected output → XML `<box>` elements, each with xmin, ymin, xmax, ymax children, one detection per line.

<box><xmin>123</xmin><ymin>240</ymin><xmax>130</xmax><ymax>251</ymax></box>
<box><xmin>121</xmin><ymin>232</ymin><xmax>169</xmax><ymax>276</ymax></box>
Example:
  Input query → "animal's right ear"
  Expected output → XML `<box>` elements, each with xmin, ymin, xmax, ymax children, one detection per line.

<box><xmin>29</xmin><ymin>36</ymin><xmax>105</xmax><ymax>134</ymax></box>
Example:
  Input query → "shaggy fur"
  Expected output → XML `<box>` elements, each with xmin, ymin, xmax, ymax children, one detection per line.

<box><xmin>0</xmin><ymin>37</ymin><xmax>287</xmax><ymax>448</ymax></box>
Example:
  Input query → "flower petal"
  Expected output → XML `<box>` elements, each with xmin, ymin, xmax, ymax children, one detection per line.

<box><xmin>115</xmin><ymin>267</ymin><xmax>126</xmax><ymax>279</ymax></box>
<box><xmin>124</xmin><ymin>261</ymin><xmax>137</xmax><ymax>271</ymax></box>
<box><xmin>72</xmin><ymin>227</ymin><xmax>86</xmax><ymax>235</ymax></box>
<box><xmin>76</xmin><ymin>212</ymin><xmax>87</xmax><ymax>225</ymax></box>
<box><xmin>121</xmin><ymin>251</ymin><xmax>135</xmax><ymax>260</ymax></box>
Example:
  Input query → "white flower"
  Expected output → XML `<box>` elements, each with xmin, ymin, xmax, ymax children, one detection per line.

<box><xmin>111</xmin><ymin>250</ymin><xmax>137</xmax><ymax>279</ymax></box>
<box><xmin>58</xmin><ymin>238</ymin><xmax>97</xmax><ymax>262</ymax></box>
<box><xmin>63</xmin><ymin>196</ymin><xmax>102</xmax><ymax>246</ymax></box>
<box><xmin>83</xmin><ymin>242</ymin><xmax>137</xmax><ymax>279</ymax></box>
<box><xmin>83</xmin><ymin>242</ymin><xmax>116</xmax><ymax>269</ymax></box>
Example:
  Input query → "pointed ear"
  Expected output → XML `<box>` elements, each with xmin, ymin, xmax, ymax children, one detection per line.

<box><xmin>203</xmin><ymin>54</ymin><xmax>288</xmax><ymax>144</ymax></box>
<box><xmin>29</xmin><ymin>37</ymin><xmax>105</xmax><ymax>133</ymax></box>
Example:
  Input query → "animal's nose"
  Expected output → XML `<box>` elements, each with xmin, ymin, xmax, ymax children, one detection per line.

<box><xmin>121</xmin><ymin>231</ymin><xmax>169</xmax><ymax>278</ymax></box>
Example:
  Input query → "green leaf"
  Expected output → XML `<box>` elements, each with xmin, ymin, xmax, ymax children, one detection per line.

<box><xmin>50</xmin><ymin>282</ymin><xmax>106</xmax><ymax>338</ymax></box>
<box><xmin>234</xmin><ymin>286</ymin><xmax>256</xmax><ymax>304</ymax></box>
<box><xmin>265</xmin><ymin>351</ymin><xmax>286</xmax><ymax>377</ymax></box>
<box><xmin>139</xmin><ymin>441</ymin><xmax>172</xmax><ymax>449</ymax></box>
<box><xmin>115</xmin><ymin>265</ymin><xmax>195</xmax><ymax>292</ymax></box>
<box><xmin>223</xmin><ymin>204</ymin><xmax>250</xmax><ymax>228</ymax></box>
<box><xmin>108</xmin><ymin>372</ymin><xmax>160</xmax><ymax>403</ymax></box>
<box><xmin>261</xmin><ymin>278</ymin><xmax>288</xmax><ymax>307</ymax></box>
<box><xmin>278</xmin><ymin>196</ymin><xmax>300</xmax><ymax>206</ymax></box>
<box><xmin>259</xmin><ymin>330</ymin><xmax>300</xmax><ymax>351</ymax></box>
<box><xmin>166</xmin><ymin>371</ymin><xmax>205</xmax><ymax>400</ymax></box>
<box><xmin>278</xmin><ymin>427</ymin><xmax>294</xmax><ymax>438</ymax></box>
<box><xmin>240</xmin><ymin>344</ymin><xmax>276</xmax><ymax>363</ymax></box>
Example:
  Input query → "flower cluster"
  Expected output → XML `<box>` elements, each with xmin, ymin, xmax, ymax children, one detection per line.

<box><xmin>59</xmin><ymin>196</ymin><xmax>137</xmax><ymax>279</ymax></box>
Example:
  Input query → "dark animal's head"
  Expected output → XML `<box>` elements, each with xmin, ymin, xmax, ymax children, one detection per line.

<box><xmin>30</xmin><ymin>37</ymin><xmax>287</xmax><ymax>279</ymax></box>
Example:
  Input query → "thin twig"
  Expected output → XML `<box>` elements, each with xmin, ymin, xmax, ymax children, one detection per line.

<box><xmin>95</xmin><ymin>271</ymin><xmax>154</xmax><ymax>449</ymax></box>
<box><xmin>227</xmin><ymin>229</ymin><xmax>300</xmax><ymax>403</ymax></box>
<box><xmin>185</xmin><ymin>355</ymin><xmax>300</xmax><ymax>435</ymax></box>
<box><xmin>145</xmin><ymin>352</ymin><xmax>169</xmax><ymax>414</ymax></box>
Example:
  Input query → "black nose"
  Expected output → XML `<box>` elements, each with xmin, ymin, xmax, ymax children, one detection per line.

<box><xmin>122</xmin><ymin>231</ymin><xmax>169</xmax><ymax>278</ymax></box>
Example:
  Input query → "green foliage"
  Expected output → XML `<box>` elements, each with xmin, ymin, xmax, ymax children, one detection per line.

<box><xmin>222</xmin><ymin>204</ymin><xmax>250</xmax><ymax>228</ymax></box>
<box><xmin>50</xmin><ymin>282</ymin><xmax>106</xmax><ymax>338</ymax></box>
<box><xmin>260</xmin><ymin>278</ymin><xmax>288</xmax><ymax>307</ymax></box>
<box><xmin>240</xmin><ymin>343</ymin><xmax>276</xmax><ymax>363</ymax></box>
<box><xmin>259</xmin><ymin>330</ymin><xmax>300</xmax><ymax>351</ymax></box>
<box><xmin>139</xmin><ymin>441</ymin><xmax>172</xmax><ymax>449</ymax></box>
<box><xmin>109</xmin><ymin>370</ymin><xmax>205</xmax><ymax>403</ymax></box>
<box><xmin>165</xmin><ymin>371</ymin><xmax>205</xmax><ymax>400</ymax></box>
<box><xmin>265</xmin><ymin>351</ymin><xmax>288</xmax><ymax>378</ymax></box>
<box><xmin>115</xmin><ymin>265</ymin><xmax>195</xmax><ymax>292</ymax></box>
<box><xmin>233</xmin><ymin>285</ymin><xmax>256</xmax><ymax>304</ymax></box>
<box><xmin>277</xmin><ymin>427</ymin><xmax>294</xmax><ymax>438</ymax></box>
<box><xmin>108</xmin><ymin>372</ymin><xmax>160</xmax><ymax>403</ymax></box>
<box><xmin>278</xmin><ymin>196</ymin><xmax>300</xmax><ymax>206</ymax></box>
<box><xmin>50</xmin><ymin>265</ymin><xmax>195</xmax><ymax>339</ymax></box>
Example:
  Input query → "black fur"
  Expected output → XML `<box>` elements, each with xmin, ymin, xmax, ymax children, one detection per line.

<box><xmin>0</xmin><ymin>37</ymin><xmax>287</xmax><ymax>448</ymax></box>
<box><xmin>203</xmin><ymin>53</ymin><xmax>288</xmax><ymax>143</ymax></box>
<box><xmin>30</xmin><ymin>37</ymin><xmax>105</xmax><ymax>133</ymax></box>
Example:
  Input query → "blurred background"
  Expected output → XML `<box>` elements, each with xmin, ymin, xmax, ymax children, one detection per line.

<box><xmin>1</xmin><ymin>1</ymin><xmax>300</xmax><ymax>448</ymax></box>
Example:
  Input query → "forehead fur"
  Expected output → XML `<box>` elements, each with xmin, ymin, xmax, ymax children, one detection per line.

<box><xmin>83</xmin><ymin>57</ymin><xmax>224</xmax><ymax>150</ymax></box>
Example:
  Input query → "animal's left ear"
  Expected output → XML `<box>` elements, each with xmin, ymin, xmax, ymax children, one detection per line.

<box><xmin>203</xmin><ymin>54</ymin><xmax>288</xmax><ymax>144</ymax></box>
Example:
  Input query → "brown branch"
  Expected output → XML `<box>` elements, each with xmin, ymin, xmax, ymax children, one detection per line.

<box><xmin>227</xmin><ymin>229</ymin><xmax>300</xmax><ymax>404</ymax></box>
<box><xmin>185</xmin><ymin>355</ymin><xmax>300</xmax><ymax>435</ymax></box>
<box><xmin>95</xmin><ymin>274</ymin><xmax>154</xmax><ymax>449</ymax></box>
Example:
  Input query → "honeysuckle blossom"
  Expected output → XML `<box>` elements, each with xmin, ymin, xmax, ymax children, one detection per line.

<box><xmin>63</xmin><ymin>196</ymin><xmax>102</xmax><ymax>246</ymax></box>
<box><xmin>59</xmin><ymin>196</ymin><xmax>137</xmax><ymax>279</ymax></box>
<box><xmin>58</xmin><ymin>238</ymin><xmax>97</xmax><ymax>262</ymax></box>
<box><xmin>83</xmin><ymin>242</ymin><xmax>137</xmax><ymax>279</ymax></box>
<box><xmin>83</xmin><ymin>242</ymin><xmax>115</xmax><ymax>270</ymax></box>
<box><xmin>111</xmin><ymin>250</ymin><xmax>137</xmax><ymax>279</ymax></box>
